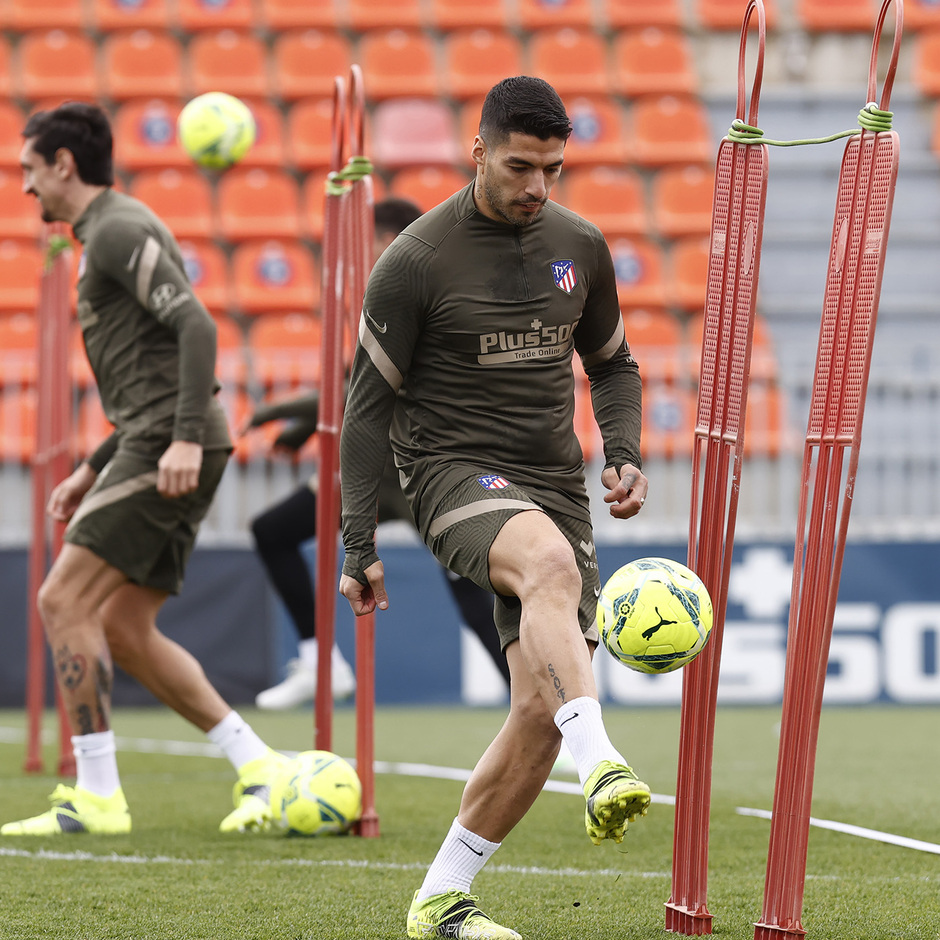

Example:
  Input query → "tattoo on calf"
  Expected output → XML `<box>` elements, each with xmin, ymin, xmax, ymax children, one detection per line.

<box><xmin>55</xmin><ymin>645</ymin><xmax>87</xmax><ymax>691</ymax></box>
<box><xmin>547</xmin><ymin>662</ymin><xmax>566</xmax><ymax>704</ymax></box>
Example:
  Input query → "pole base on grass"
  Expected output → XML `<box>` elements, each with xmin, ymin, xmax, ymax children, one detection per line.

<box><xmin>754</xmin><ymin>920</ymin><xmax>807</xmax><ymax>939</ymax></box>
<box><xmin>665</xmin><ymin>901</ymin><xmax>713</xmax><ymax>935</ymax></box>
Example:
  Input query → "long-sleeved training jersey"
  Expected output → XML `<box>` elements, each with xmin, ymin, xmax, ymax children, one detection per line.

<box><xmin>341</xmin><ymin>183</ymin><xmax>642</xmax><ymax>580</ymax></box>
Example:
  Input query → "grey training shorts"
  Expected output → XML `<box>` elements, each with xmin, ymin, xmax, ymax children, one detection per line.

<box><xmin>423</xmin><ymin>472</ymin><xmax>601</xmax><ymax>651</ymax></box>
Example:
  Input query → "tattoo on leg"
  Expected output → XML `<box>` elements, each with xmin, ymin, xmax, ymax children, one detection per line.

<box><xmin>55</xmin><ymin>645</ymin><xmax>87</xmax><ymax>691</ymax></box>
<box><xmin>94</xmin><ymin>658</ymin><xmax>112</xmax><ymax>731</ymax></box>
<box><xmin>76</xmin><ymin>704</ymin><xmax>95</xmax><ymax>736</ymax></box>
<box><xmin>547</xmin><ymin>662</ymin><xmax>566</xmax><ymax>704</ymax></box>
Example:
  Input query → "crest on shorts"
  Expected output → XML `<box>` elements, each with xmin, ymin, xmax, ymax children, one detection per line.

<box><xmin>478</xmin><ymin>474</ymin><xmax>510</xmax><ymax>490</ymax></box>
<box><xmin>551</xmin><ymin>259</ymin><xmax>578</xmax><ymax>294</ymax></box>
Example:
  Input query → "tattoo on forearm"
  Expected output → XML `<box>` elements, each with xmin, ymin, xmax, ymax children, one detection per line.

<box><xmin>55</xmin><ymin>645</ymin><xmax>86</xmax><ymax>691</ymax></box>
<box><xmin>547</xmin><ymin>662</ymin><xmax>566</xmax><ymax>704</ymax></box>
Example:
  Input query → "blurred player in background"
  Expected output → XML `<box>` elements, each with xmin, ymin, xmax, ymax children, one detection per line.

<box><xmin>340</xmin><ymin>78</ymin><xmax>650</xmax><ymax>940</ymax></box>
<box><xmin>246</xmin><ymin>197</ymin><xmax>511</xmax><ymax>710</ymax></box>
<box><xmin>2</xmin><ymin>102</ymin><xmax>284</xmax><ymax>837</ymax></box>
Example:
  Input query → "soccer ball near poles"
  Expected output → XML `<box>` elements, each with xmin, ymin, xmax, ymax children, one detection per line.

<box><xmin>177</xmin><ymin>92</ymin><xmax>256</xmax><ymax>169</ymax></box>
<box><xmin>597</xmin><ymin>557</ymin><xmax>713</xmax><ymax>675</ymax></box>
<box><xmin>270</xmin><ymin>750</ymin><xmax>362</xmax><ymax>836</ymax></box>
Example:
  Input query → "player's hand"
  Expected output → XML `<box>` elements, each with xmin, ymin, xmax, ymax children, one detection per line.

<box><xmin>47</xmin><ymin>463</ymin><xmax>97</xmax><ymax>522</ymax></box>
<box><xmin>601</xmin><ymin>463</ymin><xmax>648</xmax><ymax>519</ymax></box>
<box><xmin>157</xmin><ymin>440</ymin><xmax>203</xmax><ymax>498</ymax></box>
<box><xmin>340</xmin><ymin>561</ymin><xmax>389</xmax><ymax>615</ymax></box>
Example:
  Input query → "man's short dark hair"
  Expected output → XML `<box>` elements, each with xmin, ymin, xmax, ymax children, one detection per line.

<box><xmin>374</xmin><ymin>197</ymin><xmax>422</xmax><ymax>237</ymax></box>
<box><xmin>479</xmin><ymin>76</ymin><xmax>572</xmax><ymax>147</ymax></box>
<box><xmin>22</xmin><ymin>101</ymin><xmax>114</xmax><ymax>187</ymax></box>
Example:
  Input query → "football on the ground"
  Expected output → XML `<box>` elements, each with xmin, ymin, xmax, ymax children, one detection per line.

<box><xmin>597</xmin><ymin>556</ymin><xmax>713</xmax><ymax>674</ymax></box>
<box><xmin>177</xmin><ymin>92</ymin><xmax>256</xmax><ymax>169</ymax></box>
<box><xmin>269</xmin><ymin>750</ymin><xmax>362</xmax><ymax>836</ymax></box>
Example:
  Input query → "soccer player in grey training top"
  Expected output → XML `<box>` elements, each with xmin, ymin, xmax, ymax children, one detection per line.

<box><xmin>339</xmin><ymin>77</ymin><xmax>652</xmax><ymax>940</ymax></box>
<box><xmin>3</xmin><ymin>102</ymin><xmax>286</xmax><ymax>838</ymax></box>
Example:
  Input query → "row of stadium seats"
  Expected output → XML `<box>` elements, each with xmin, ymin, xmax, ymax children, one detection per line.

<box><xmin>0</xmin><ymin>94</ymin><xmax>715</xmax><ymax>174</ymax></box>
<box><xmin>0</xmin><ymin>231</ymin><xmax>722</xmax><ymax>319</ymax></box>
<box><xmin>0</xmin><ymin>25</ymin><xmax>705</xmax><ymax>104</ymax></box>
<box><xmin>1</xmin><ymin>0</ymin><xmax>936</xmax><ymax>37</ymax></box>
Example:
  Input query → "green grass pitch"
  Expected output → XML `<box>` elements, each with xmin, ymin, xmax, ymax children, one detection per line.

<box><xmin>1</xmin><ymin>705</ymin><xmax>938</xmax><ymax>940</ymax></box>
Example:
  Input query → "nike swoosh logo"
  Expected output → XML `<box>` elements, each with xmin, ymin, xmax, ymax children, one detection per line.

<box><xmin>458</xmin><ymin>838</ymin><xmax>483</xmax><ymax>857</ymax></box>
<box><xmin>365</xmin><ymin>310</ymin><xmax>387</xmax><ymax>334</ymax></box>
<box><xmin>558</xmin><ymin>712</ymin><xmax>579</xmax><ymax>727</ymax></box>
<box><xmin>594</xmin><ymin>587</ymin><xmax>600</xmax><ymax>597</ymax></box>
<box><xmin>126</xmin><ymin>246</ymin><xmax>141</xmax><ymax>271</ymax></box>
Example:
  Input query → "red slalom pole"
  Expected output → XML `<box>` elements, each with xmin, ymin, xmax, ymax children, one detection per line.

<box><xmin>314</xmin><ymin>76</ymin><xmax>348</xmax><ymax>755</ymax></box>
<box><xmin>754</xmin><ymin>3</ymin><xmax>901</xmax><ymax>938</ymax></box>
<box><xmin>666</xmin><ymin>2</ymin><xmax>768</xmax><ymax>933</ymax></box>
<box><xmin>345</xmin><ymin>63</ymin><xmax>379</xmax><ymax>838</ymax></box>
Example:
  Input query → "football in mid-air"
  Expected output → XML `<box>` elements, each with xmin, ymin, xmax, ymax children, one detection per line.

<box><xmin>269</xmin><ymin>750</ymin><xmax>362</xmax><ymax>836</ymax></box>
<box><xmin>597</xmin><ymin>557</ymin><xmax>713</xmax><ymax>674</ymax></box>
<box><xmin>177</xmin><ymin>92</ymin><xmax>256</xmax><ymax>169</ymax></box>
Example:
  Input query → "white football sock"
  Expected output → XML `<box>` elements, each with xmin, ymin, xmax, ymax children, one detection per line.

<box><xmin>553</xmin><ymin>696</ymin><xmax>627</xmax><ymax>788</ymax></box>
<box><xmin>297</xmin><ymin>637</ymin><xmax>319</xmax><ymax>671</ymax></box>
<box><xmin>416</xmin><ymin>817</ymin><xmax>500</xmax><ymax>901</ymax></box>
<box><xmin>72</xmin><ymin>730</ymin><xmax>121</xmax><ymax>798</ymax></box>
<box><xmin>207</xmin><ymin>711</ymin><xmax>268</xmax><ymax>772</ymax></box>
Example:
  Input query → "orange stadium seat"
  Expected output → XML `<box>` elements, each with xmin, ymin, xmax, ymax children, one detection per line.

<box><xmin>255</xmin><ymin>0</ymin><xmax>338</xmax><ymax>31</ymax></box>
<box><xmin>188</xmin><ymin>29</ymin><xmax>272</xmax><ymax>99</ymax></box>
<box><xmin>528</xmin><ymin>28</ymin><xmax>612</xmax><ymax>97</ymax></box>
<box><xmin>668</xmin><ymin>236</ymin><xmax>709</xmax><ymax>313</ymax></box>
<box><xmin>0</xmin><ymin>168</ymin><xmax>43</xmax><ymax>239</ymax></box>
<box><xmin>130</xmin><ymin>168</ymin><xmax>216</xmax><ymax>240</ymax></box>
<box><xmin>112</xmin><ymin>99</ymin><xmax>189</xmax><ymax>171</ymax></box>
<box><xmin>390</xmin><ymin>165</ymin><xmax>472</xmax><ymax>211</ymax></box>
<box><xmin>698</xmin><ymin>0</ymin><xmax>778</xmax><ymax>29</ymax></box>
<box><xmin>0</xmin><ymin>102</ymin><xmax>26</xmax><ymax>169</ymax></box>
<box><xmin>99</xmin><ymin>29</ymin><xmax>186</xmax><ymax>101</ymax></box>
<box><xmin>15</xmin><ymin>30</ymin><xmax>99</xmax><ymax>102</ymax></box>
<box><xmin>622</xmin><ymin>307</ymin><xmax>684</xmax><ymax>383</ymax></box>
<box><xmin>652</xmin><ymin>164</ymin><xmax>715</xmax><ymax>238</ymax></box>
<box><xmin>175</xmin><ymin>0</ymin><xmax>254</xmax><ymax>32</ymax></box>
<box><xmin>609</xmin><ymin>236</ymin><xmax>667</xmax><ymax>309</ymax></box>
<box><xmin>370</xmin><ymin>98</ymin><xmax>461</xmax><ymax>169</ymax></box>
<box><xmin>628</xmin><ymin>96</ymin><xmax>713</xmax><ymax>166</ymax></box>
<box><xmin>458</xmin><ymin>97</ymin><xmax>486</xmax><ymax>151</ymax></box>
<box><xmin>517</xmin><ymin>0</ymin><xmax>594</xmax><ymax>30</ymax></box>
<box><xmin>178</xmin><ymin>238</ymin><xmax>232</xmax><ymax>317</ymax></box>
<box><xmin>5</xmin><ymin>0</ymin><xmax>83</xmax><ymax>31</ymax></box>
<box><xmin>249</xmin><ymin>313</ymin><xmax>323</xmax><ymax>388</ymax></box>
<box><xmin>217</xmin><ymin>167</ymin><xmax>303</xmax><ymax>241</ymax></box>
<box><xmin>230</xmin><ymin>239</ymin><xmax>319</xmax><ymax>315</ymax></box>
<box><xmin>87</xmin><ymin>0</ymin><xmax>173</xmax><ymax>31</ymax></box>
<box><xmin>358</xmin><ymin>29</ymin><xmax>440</xmax><ymax>100</ymax></box>
<box><xmin>914</xmin><ymin>29</ymin><xmax>940</xmax><ymax>96</ymax></box>
<box><xmin>0</xmin><ymin>387</ymin><xmax>38</xmax><ymax>463</ymax></box>
<box><xmin>285</xmin><ymin>98</ymin><xmax>335</xmax><ymax>170</ymax></box>
<box><xmin>642</xmin><ymin>383</ymin><xmax>695</xmax><ymax>459</ymax></box>
<box><xmin>443</xmin><ymin>29</ymin><xmax>524</xmax><ymax>101</ymax></box>
<box><xmin>612</xmin><ymin>28</ymin><xmax>698</xmax><ymax>98</ymax></box>
<box><xmin>563</xmin><ymin>96</ymin><xmax>629</xmax><ymax>166</ymax></box>
<box><xmin>212</xmin><ymin>314</ymin><xmax>248</xmax><ymax>386</ymax></box>
<box><xmin>600</xmin><ymin>0</ymin><xmax>682</xmax><ymax>28</ymax></box>
<box><xmin>427</xmin><ymin>0</ymin><xmax>510</xmax><ymax>30</ymax></box>
<box><xmin>906</xmin><ymin>0</ymin><xmax>940</xmax><ymax>30</ymax></box>
<box><xmin>238</xmin><ymin>98</ymin><xmax>287</xmax><ymax>168</ymax></box>
<box><xmin>795</xmin><ymin>0</ymin><xmax>874</xmax><ymax>31</ymax></box>
<box><xmin>0</xmin><ymin>314</ymin><xmax>38</xmax><ymax>388</ymax></box>
<box><xmin>271</xmin><ymin>30</ymin><xmax>353</xmax><ymax>102</ymax></box>
<box><xmin>0</xmin><ymin>37</ymin><xmax>14</xmax><ymax>101</ymax></box>
<box><xmin>0</xmin><ymin>240</ymin><xmax>43</xmax><ymax>315</ymax></box>
<box><xmin>345</xmin><ymin>0</ymin><xmax>423</xmax><ymax>30</ymax></box>
<box><xmin>557</xmin><ymin>165</ymin><xmax>648</xmax><ymax>238</ymax></box>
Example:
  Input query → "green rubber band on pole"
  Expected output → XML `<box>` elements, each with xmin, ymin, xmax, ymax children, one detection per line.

<box><xmin>324</xmin><ymin>171</ymin><xmax>347</xmax><ymax>197</ymax></box>
<box><xmin>335</xmin><ymin>155</ymin><xmax>374</xmax><ymax>182</ymax></box>
<box><xmin>725</xmin><ymin>103</ymin><xmax>893</xmax><ymax>147</ymax></box>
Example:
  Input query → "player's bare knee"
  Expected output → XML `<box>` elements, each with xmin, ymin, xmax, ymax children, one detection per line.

<box><xmin>528</xmin><ymin>541</ymin><xmax>580</xmax><ymax>598</ymax></box>
<box><xmin>36</xmin><ymin>576</ymin><xmax>72</xmax><ymax>633</ymax></box>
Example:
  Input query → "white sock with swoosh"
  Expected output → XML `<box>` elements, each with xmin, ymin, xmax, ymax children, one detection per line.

<box><xmin>554</xmin><ymin>696</ymin><xmax>627</xmax><ymax>788</ymax></box>
<box><xmin>416</xmin><ymin>817</ymin><xmax>500</xmax><ymax>901</ymax></box>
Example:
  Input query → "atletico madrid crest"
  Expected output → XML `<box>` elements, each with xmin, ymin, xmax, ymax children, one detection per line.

<box><xmin>551</xmin><ymin>259</ymin><xmax>578</xmax><ymax>294</ymax></box>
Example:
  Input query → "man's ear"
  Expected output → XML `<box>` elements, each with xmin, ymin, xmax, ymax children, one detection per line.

<box><xmin>470</xmin><ymin>135</ymin><xmax>486</xmax><ymax>168</ymax></box>
<box><xmin>53</xmin><ymin>147</ymin><xmax>76</xmax><ymax>179</ymax></box>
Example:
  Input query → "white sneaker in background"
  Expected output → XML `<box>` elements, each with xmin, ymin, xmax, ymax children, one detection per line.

<box><xmin>255</xmin><ymin>658</ymin><xmax>316</xmax><ymax>709</ymax></box>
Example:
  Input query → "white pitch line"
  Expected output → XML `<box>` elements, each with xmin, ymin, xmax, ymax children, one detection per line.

<box><xmin>735</xmin><ymin>806</ymin><xmax>940</xmax><ymax>856</ymax></box>
<box><xmin>4</xmin><ymin>726</ymin><xmax>937</xmax><ymax>855</ymax></box>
